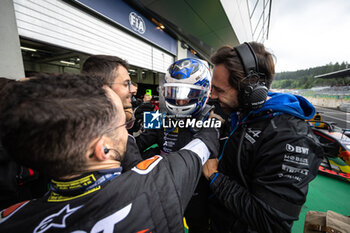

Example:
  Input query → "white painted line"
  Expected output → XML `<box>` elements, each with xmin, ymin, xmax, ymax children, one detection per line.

<box><xmin>322</xmin><ymin>113</ymin><xmax>350</xmax><ymax>124</ymax></box>
<box><xmin>317</xmin><ymin>107</ymin><xmax>350</xmax><ymax>115</ymax></box>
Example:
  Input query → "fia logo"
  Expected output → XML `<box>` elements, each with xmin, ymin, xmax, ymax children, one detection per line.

<box><xmin>143</xmin><ymin>111</ymin><xmax>162</xmax><ymax>129</ymax></box>
<box><xmin>129</xmin><ymin>12</ymin><xmax>146</xmax><ymax>34</ymax></box>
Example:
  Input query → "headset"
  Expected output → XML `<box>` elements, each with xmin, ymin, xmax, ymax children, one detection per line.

<box><xmin>235</xmin><ymin>42</ymin><xmax>269</xmax><ymax>111</ymax></box>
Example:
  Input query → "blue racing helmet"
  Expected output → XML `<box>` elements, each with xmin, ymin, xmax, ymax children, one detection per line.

<box><xmin>162</xmin><ymin>58</ymin><xmax>211</xmax><ymax>116</ymax></box>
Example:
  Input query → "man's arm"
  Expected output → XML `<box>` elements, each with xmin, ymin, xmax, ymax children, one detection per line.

<box><xmin>166</xmin><ymin>127</ymin><xmax>220</xmax><ymax>210</ymax></box>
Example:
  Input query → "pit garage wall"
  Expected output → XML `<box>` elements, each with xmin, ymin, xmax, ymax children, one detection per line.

<box><xmin>0</xmin><ymin>0</ymin><xmax>25</xmax><ymax>79</ymax></box>
<box><xmin>13</xmin><ymin>0</ymin><xmax>175</xmax><ymax>73</ymax></box>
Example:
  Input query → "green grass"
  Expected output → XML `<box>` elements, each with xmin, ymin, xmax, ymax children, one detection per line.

<box><xmin>183</xmin><ymin>174</ymin><xmax>349</xmax><ymax>232</ymax></box>
<box><xmin>292</xmin><ymin>174</ymin><xmax>350</xmax><ymax>232</ymax></box>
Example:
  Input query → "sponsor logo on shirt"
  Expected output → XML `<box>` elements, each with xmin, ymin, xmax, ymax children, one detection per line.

<box><xmin>34</xmin><ymin>204</ymin><xmax>82</xmax><ymax>233</ymax></box>
<box><xmin>282</xmin><ymin>164</ymin><xmax>309</xmax><ymax>175</ymax></box>
<box><xmin>245</xmin><ymin>133</ymin><xmax>256</xmax><ymax>144</ymax></box>
<box><xmin>283</xmin><ymin>154</ymin><xmax>309</xmax><ymax>165</ymax></box>
<box><xmin>285</xmin><ymin>144</ymin><xmax>309</xmax><ymax>155</ymax></box>
<box><xmin>43</xmin><ymin>204</ymin><xmax>133</xmax><ymax>233</ymax></box>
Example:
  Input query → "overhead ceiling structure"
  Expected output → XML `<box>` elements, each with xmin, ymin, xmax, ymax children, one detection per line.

<box><xmin>314</xmin><ymin>68</ymin><xmax>350</xmax><ymax>79</ymax></box>
<box><xmin>125</xmin><ymin>0</ymin><xmax>242</xmax><ymax>60</ymax></box>
<box><xmin>13</xmin><ymin>0</ymin><xmax>272</xmax><ymax>76</ymax></box>
<box><xmin>20</xmin><ymin>38</ymin><xmax>83</xmax><ymax>69</ymax></box>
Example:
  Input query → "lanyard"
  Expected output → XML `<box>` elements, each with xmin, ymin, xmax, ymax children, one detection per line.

<box><xmin>218</xmin><ymin>112</ymin><xmax>251</xmax><ymax>161</ymax></box>
<box><xmin>218</xmin><ymin>111</ymin><xmax>284</xmax><ymax>161</ymax></box>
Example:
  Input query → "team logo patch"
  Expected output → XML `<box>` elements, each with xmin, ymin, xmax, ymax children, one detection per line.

<box><xmin>132</xmin><ymin>156</ymin><xmax>163</xmax><ymax>174</ymax></box>
<box><xmin>247</xmin><ymin>128</ymin><xmax>261</xmax><ymax>138</ymax></box>
<box><xmin>0</xmin><ymin>200</ymin><xmax>29</xmax><ymax>223</ymax></box>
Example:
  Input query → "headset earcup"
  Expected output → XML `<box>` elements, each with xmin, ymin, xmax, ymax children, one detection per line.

<box><xmin>239</xmin><ymin>83</ymin><xmax>268</xmax><ymax>110</ymax></box>
<box><xmin>249</xmin><ymin>84</ymin><xmax>268</xmax><ymax>110</ymax></box>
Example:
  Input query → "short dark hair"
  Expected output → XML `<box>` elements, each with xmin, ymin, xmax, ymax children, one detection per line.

<box><xmin>0</xmin><ymin>77</ymin><xmax>16</xmax><ymax>113</ymax></box>
<box><xmin>0</xmin><ymin>73</ymin><xmax>118</xmax><ymax>178</ymax></box>
<box><xmin>131</xmin><ymin>81</ymin><xmax>138</xmax><ymax>87</ymax></box>
<box><xmin>210</xmin><ymin>42</ymin><xmax>275</xmax><ymax>89</ymax></box>
<box><xmin>0</xmin><ymin>77</ymin><xmax>15</xmax><ymax>93</ymax></box>
<box><xmin>82</xmin><ymin>55</ymin><xmax>129</xmax><ymax>85</ymax></box>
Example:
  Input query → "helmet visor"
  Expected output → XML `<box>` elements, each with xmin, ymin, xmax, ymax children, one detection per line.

<box><xmin>163</xmin><ymin>84</ymin><xmax>207</xmax><ymax>106</ymax></box>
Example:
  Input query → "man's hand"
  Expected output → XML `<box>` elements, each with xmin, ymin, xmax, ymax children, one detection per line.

<box><xmin>203</xmin><ymin>158</ymin><xmax>219</xmax><ymax>180</ymax></box>
<box><xmin>209</xmin><ymin>110</ymin><xmax>225</xmax><ymax>124</ymax></box>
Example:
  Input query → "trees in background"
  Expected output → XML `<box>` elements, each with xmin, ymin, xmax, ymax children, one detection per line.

<box><xmin>272</xmin><ymin>62</ymin><xmax>350</xmax><ymax>89</ymax></box>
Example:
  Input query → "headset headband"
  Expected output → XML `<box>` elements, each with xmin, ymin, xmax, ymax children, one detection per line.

<box><xmin>234</xmin><ymin>42</ymin><xmax>259</xmax><ymax>75</ymax></box>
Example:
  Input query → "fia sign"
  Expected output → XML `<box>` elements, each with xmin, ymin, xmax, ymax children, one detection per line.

<box><xmin>129</xmin><ymin>12</ymin><xmax>146</xmax><ymax>34</ymax></box>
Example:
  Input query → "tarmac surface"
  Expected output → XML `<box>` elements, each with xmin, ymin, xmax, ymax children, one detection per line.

<box><xmin>315</xmin><ymin>106</ymin><xmax>350</xmax><ymax>129</ymax></box>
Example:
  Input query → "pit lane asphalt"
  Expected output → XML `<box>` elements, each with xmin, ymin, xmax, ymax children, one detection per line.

<box><xmin>315</xmin><ymin>106</ymin><xmax>350</xmax><ymax>129</ymax></box>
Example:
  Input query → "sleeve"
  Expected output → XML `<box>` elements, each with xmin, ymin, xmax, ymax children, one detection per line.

<box><xmin>166</xmin><ymin>148</ymin><xmax>203</xmax><ymax>211</ymax></box>
<box><xmin>210</xmin><ymin>118</ymin><xmax>323</xmax><ymax>233</ymax></box>
<box><xmin>192</xmin><ymin>127</ymin><xmax>220</xmax><ymax>158</ymax></box>
<box><xmin>121</xmin><ymin>135</ymin><xmax>143</xmax><ymax>172</ymax></box>
<box><xmin>167</xmin><ymin>127</ymin><xmax>219</xmax><ymax>210</ymax></box>
<box><xmin>135</xmin><ymin>129</ymin><xmax>160</xmax><ymax>153</ymax></box>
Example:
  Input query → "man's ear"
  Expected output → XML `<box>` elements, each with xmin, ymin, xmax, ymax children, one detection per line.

<box><xmin>94</xmin><ymin>138</ymin><xmax>108</xmax><ymax>161</ymax></box>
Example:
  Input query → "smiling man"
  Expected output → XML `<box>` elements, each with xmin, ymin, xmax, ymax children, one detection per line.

<box><xmin>82</xmin><ymin>55</ymin><xmax>140</xmax><ymax>171</ymax></box>
<box><xmin>203</xmin><ymin>42</ymin><xmax>323</xmax><ymax>233</ymax></box>
<box><xmin>82</xmin><ymin>55</ymin><xmax>135</xmax><ymax>114</ymax></box>
<box><xmin>0</xmin><ymin>73</ymin><xmax>219</xmax><ymax>232</ymax></box>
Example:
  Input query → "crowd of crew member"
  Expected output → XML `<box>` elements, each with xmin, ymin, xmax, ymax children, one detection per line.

<box><xmin>0</xmin><ymin>42</ymin><xmax>323</xmax><ymax>233</ymax></box>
